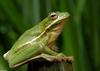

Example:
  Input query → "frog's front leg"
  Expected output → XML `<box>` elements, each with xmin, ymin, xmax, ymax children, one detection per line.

<box><xmin>42</xmin><ymin>46</ymin><xmax>73</xmax><ymax>63</ymax></box>
<box><xmin>31</xmin><ymin>53</ymin><xmax>73</xmax><ymax>63</ymax></box>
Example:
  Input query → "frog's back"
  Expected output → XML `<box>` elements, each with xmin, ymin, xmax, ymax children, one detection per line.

<box><xmin>11</xmin><ymin>23</ymin><xmax>45</xmax><ymax>50</ymax></box>
<box><xmin>12</xmin><ymin>18</ymin><xmax>49</xmax><ymax>50</ymax></box>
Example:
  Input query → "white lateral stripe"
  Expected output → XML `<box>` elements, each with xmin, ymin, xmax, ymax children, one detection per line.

<box><xmin>18</xmin><ymin>30</ymin><xmax>46</xmax><ymax>49</ymax></box>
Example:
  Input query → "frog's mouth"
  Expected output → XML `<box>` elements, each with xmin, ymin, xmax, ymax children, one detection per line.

<box><xmin>51</xmin><ymin>17</ymin><xmax>68</xmax><ymax>31</ymax></box>
<box><xmin>52</xmin><ymin>21</ymin><xmax>65</xmax><ymax>32</ymax></box>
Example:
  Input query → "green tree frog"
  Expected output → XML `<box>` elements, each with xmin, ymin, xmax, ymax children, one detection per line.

<box><xmin>3</xmin><ymin>12</ymin><xmax>73</xmax><ymax>68</ymax></box>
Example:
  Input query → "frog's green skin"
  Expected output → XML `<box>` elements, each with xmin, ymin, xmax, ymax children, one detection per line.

<box><xmin>3</xmin><ymin>12</ymin><xmax>70</xmax><ymax>68</ymax></box>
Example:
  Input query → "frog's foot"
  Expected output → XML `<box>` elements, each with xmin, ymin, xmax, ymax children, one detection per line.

<box><xmin>55</xmin><ymin>53</ymin><xmax>73</xmax><ymax>63</ymax></box>
<box><xmin>31</xmin><ymin>53</ymin><xmax>73</xmax><ymax>63</ymax></box>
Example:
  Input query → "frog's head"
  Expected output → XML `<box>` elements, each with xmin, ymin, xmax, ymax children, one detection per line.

<box><xmin>44</xmin><ymin>12</ymin><xmax>70</xmax><ymax>30</ymax></box>
<box><xmin>44</xmin><ymin>12</ymin><xmax>70</xmax><ymax>44</ymax></box>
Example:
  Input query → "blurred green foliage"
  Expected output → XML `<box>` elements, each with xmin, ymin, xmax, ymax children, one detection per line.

<box><xmin>0</xmin><ymin>0</ymin><xmax>100</xmax><ymax>71</ymax></box>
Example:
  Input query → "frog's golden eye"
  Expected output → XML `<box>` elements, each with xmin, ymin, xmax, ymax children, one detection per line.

<box><xmin>50</xmin><ymin>12</ymin><xmax>58</xmax><ymax>20</ymax></box>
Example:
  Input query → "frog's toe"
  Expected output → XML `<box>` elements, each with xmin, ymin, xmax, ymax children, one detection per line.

<box><xmin>63</xmin><ymin>56</ymin><xmax>74</xmax><ymax>63</ymax></box>
<box><xmin>55</xmin><ymin>53</ymin><xmax>74</xmax><ymax>63</ymax></box>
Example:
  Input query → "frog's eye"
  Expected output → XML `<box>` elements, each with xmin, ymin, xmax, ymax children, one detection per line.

<box><xmin>50</xmin><ymin>12</ymin><xmax>58</xmax><ymax>20</ymax></box>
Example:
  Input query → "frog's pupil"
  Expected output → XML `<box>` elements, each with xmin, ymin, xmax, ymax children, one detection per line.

<box><xmin>51</xmin><ymin>15</ymin><xmax>56</xmax><ymax>17</ymax></box>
